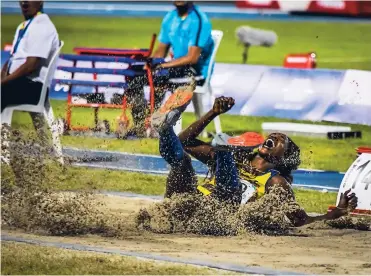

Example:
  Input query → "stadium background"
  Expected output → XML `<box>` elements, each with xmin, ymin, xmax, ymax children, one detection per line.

<box><xmin>2</xmin><ymin>0</ymin><xmax>371</xmax><ymax>173</ymax></box>
<box><xmin>2</xmin><ymin>1</ymin><xmax>371</xmax><ymax>275</ymax></box>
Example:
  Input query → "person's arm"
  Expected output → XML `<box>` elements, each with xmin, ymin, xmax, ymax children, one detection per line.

<box><xmin>1</xmin><ymin>60</ymin><xmax>9</xmax><ymax>79</ymax></box>
<box><xmin>266</xmin><ymin>177</ymin><xmax>358</xmax><ymax>227</ymax></box>
<box><xmin>1</xmin><ymin>57</ymin><xmax>41</xmax><ymax>85</ymax></box>
<box><xmin>152</xmin><ymin>42</ymin><xmax>170</xmax><ymax>59</ymax></box>
<box><xmin>2</xmin><ymin>24</ymin><xmax>19</xmax><ymax>80</ymax></box>
<box><xmin>291</xmin><ymin>189</ymin><xmax>357</xmax><ymax>227</ymax></box>
<box><xmin>160</xmin><ymin>46</ymin><xmax>201</xmax><ymax>68</ymax></box>
<box><xmin>152</xmin><ymin>14</ymin><xmax>172</xmax><ymax>59</ymax></box>
<box><xmin>180</xmin><ymin>97</ymin><xmax>234</xmax><ymax>165</ymax></box>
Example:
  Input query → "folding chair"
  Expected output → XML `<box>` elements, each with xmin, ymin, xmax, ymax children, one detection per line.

<box><xmin>174</xmin><ymin>30</ymin><xmax>224</xmax><ymax>136</ymax></box>
<box><xmin>55</xmin><ymin>55</ymin><xmax>156</xmax><ymax>135</ymax></box>
<box><xmin>1</xmin><ymin>41</ymin><xmax>65</xmax><ymax>165</ymax></box>
<box><xmin>55</xmin><ymin>55</ymin><xmax>141</xmax><ymax>132</ymax></box>
<box><xmin>56</xmin><ymin>34</ymin><xmax>158</xmax><ymax>135</ymax></box>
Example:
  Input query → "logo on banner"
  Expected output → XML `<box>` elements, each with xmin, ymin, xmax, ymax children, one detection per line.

<box><xmin>54</xmin><ymin>84</ymin><xmax>69</xmax><ymax>93</ymax></box>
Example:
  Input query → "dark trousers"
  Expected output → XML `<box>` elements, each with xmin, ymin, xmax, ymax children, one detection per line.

<box><xmin>159</xmin><ymin>126</ymin><xmax>241</xmax><ymax>204</ymax></box>
<box><xmin>124</xmin><ymin>66</ymin><xmax>205</xmax><ymax>133</ymax></box>
<box><xmin>1</xmin><ymin>77</ymin><xmax>43</xmax><ymax>112</ymax></box>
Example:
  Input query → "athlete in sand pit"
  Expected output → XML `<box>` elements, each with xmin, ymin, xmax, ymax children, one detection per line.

<box><xmin>151</xmin><ymin>85</ymin><xmax>358</xmax><ymax>227</ymax></box>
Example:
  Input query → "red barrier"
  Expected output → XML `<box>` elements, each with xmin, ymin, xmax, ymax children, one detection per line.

<box><xmin>357</xmin><ymin>147</ymin><xmax>371</xmax><ymax>155</ymax></box>
<box><xmin>235</xmin><ymin>0</ymin><xmax>371</xmax><ymax>17</ymax></box>
<box><xmin>236</xmin><ymin>0</ymin><xmax>280</xmax><ymax>9</ymax></box>
<box><xmin>359</xmin><ymin>1</ymin><xmax>371</xmax><ymax>16</ymax></box>
<box><xmin>307</xmin><ymin>1</ymin><xmax>360</xmax><ymax>16</ymax></box>
<box><xmin>283</xmin><ymin>53</ymin><xmax>316</xmax><ymax>69</ymax></box>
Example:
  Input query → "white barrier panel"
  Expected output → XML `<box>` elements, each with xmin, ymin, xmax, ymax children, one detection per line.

<box><xmin>322</xmin><ymin>70</ymin><xmax>371</xmax><ymax>125</ymax></box>
<box><xmin>240</xmin><ymin>68</ymin><xmax>344</xmax><ymax>121</ymax></box>
<box><xmin>185</xmin><ymin>63</ymin><xmax>266</xmax><ymax>113</ymax></box>
<box><xmin>336</xmin><ymin>153</ymin><xmax>371</xmax><ymax>212</ymax></box>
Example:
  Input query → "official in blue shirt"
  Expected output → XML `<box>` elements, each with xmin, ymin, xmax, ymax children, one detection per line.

<box><xmin>153</xmin><ymin>1</ymin><xmax>214</xmax><ymax>83</ymax></box>
<box><xmin>125</xmin><ymin>1</ymin><xmax>214</xmax><ymax>136</ymax></box>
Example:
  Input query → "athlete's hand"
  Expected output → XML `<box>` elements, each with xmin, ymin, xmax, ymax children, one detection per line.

<box><xmin>337</xmin><ymin>189</ymin><xmax>358</xmax><ymax>211</ymax></box>
<box><xmin>328</xmin><ymin>189</ymin><xmax>358</xmax><ymax>219</ymax></box>
<box><xmin>212</xmin><ymin>96</ymin><xmax>235</xmax><ymax>115</ymax></box>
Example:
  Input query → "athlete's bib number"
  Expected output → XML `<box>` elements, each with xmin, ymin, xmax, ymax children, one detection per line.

<box><xmin>337</xmin><ymin>153</ymin><xmax>371</xmax><ymax>211</ymax></box>
<box><xmin>241</xmin><ymin>180</ymin><xmax>256</xmax><ymax>204</ymax></box>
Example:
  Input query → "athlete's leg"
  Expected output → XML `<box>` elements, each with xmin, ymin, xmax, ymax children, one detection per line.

<box><xmin>152</xmin><ymin>87</ymin><xmax>197</xmax><ymax>198</ymax></box>
<box><xmin>158</xmin><ymin>126</ymin><xmax>184</xmax><ymax>168</ymax></box>
<box><xmin>158</xmin><ymin>118</ymin><xmax>198</xmax><ymax>197</ymax></box>
<box><xmin>213</xmin><ymin>150</ymin><xmax>241</xmax><ymax>204</ymax></box>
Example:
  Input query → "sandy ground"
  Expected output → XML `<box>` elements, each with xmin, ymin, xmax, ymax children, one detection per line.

<box><xmin>3</xmin><ymin>194</ymin><xmax>371</xmax><ymax>275</ymax></box>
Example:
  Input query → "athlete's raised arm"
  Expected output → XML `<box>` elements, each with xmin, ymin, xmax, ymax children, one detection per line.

<box><xmin>179</xmin><ymin>97</ymin><xmax>234</xmax><ymax>165</ymax></box>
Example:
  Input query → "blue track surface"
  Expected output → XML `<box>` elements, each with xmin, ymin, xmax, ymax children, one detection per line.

<box><xmin>64</xmin><ymin>147</ymin><xmax>344</xmax><ymax>192</ymax></box>
<box><xmin>2</xmin><ymin>1</ymin><xmax>370</xmax><ymax>22</ymax></box>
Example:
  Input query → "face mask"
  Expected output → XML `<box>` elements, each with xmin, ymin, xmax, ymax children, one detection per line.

<box><xmin>176</xmin><ymin>4</ymin><xmax>189</xmax><ymax>16</ymax></box>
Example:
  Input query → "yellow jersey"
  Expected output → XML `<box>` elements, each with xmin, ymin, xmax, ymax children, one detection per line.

<box><xmin>197</xmin><ymin>167</ymin><xmax>279</xmax><ymax>204</ymax></box>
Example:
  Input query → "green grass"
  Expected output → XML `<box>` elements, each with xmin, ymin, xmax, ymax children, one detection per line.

<box><xmin>1</xmin><ymin>242</ymin><xmax>218</xmax><ymax>275</ymax></box>
<box><xmin>2</xmin><ymin>14</ymin><xmax>371</xmax><ymax>70</ymax></box>
<box><xmin>56</xmin><ymin>166</ymin><xmax>168</xmax><ymax>196</ymax></box>
<box><xmin>11</xmin><ymin>99</ymin><xmax>371</xmax><ymax>172</ymax></box>
<box><xmin>293</xmin><ymin>188</ymin><xmax>336</xmax><ymax>213</ymax></box>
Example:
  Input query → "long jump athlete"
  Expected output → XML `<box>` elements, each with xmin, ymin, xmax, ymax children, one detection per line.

<box><xmin>150</xmin><ymin>83</ymin><xmax>358</xmax><ymax>227</ymax></box>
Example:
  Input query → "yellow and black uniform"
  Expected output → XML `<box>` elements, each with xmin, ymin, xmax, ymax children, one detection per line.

<box><xmin>238</xmin><ymin>167</ymin><xmax>279</xmax><ymax>204</ymax></box>
<box><xmin>197</xmin><ymin>162</ymin><xmax>280</xmax><ymax>204</ymax></box>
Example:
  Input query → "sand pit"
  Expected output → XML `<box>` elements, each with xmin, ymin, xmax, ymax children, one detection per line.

<box><xmin>3</xmin><ymin>194</ymin><xmax>371</xmax><ymax>275</ymax></box>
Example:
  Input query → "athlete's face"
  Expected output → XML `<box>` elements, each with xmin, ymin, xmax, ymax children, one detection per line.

<box><xmin>258</xmin><ymin>133</ymin><xmax>287</xmax><ymax>158</ymax></box>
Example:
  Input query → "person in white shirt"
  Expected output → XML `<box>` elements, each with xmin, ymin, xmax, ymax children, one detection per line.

<box><xmin>1</xmin><ymin>1</ymin><xmax>59</xmax><ymax>112</ymax></box>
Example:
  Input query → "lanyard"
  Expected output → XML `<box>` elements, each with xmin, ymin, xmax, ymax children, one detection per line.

<box><xmin>7</xmin><ymin>12</ymin><xmax>42</xmax><ymax>74</ymax></box>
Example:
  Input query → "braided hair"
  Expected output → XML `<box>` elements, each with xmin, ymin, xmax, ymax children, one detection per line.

<box><xmin>273</xmin><ymin>136</ymin><xmax>301</xmax><ymax>183</ymax></box>
<box><xmin>232</xmin><ymin>135</ymin><xmax>301</xmax><ymax>184</ymax></box>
